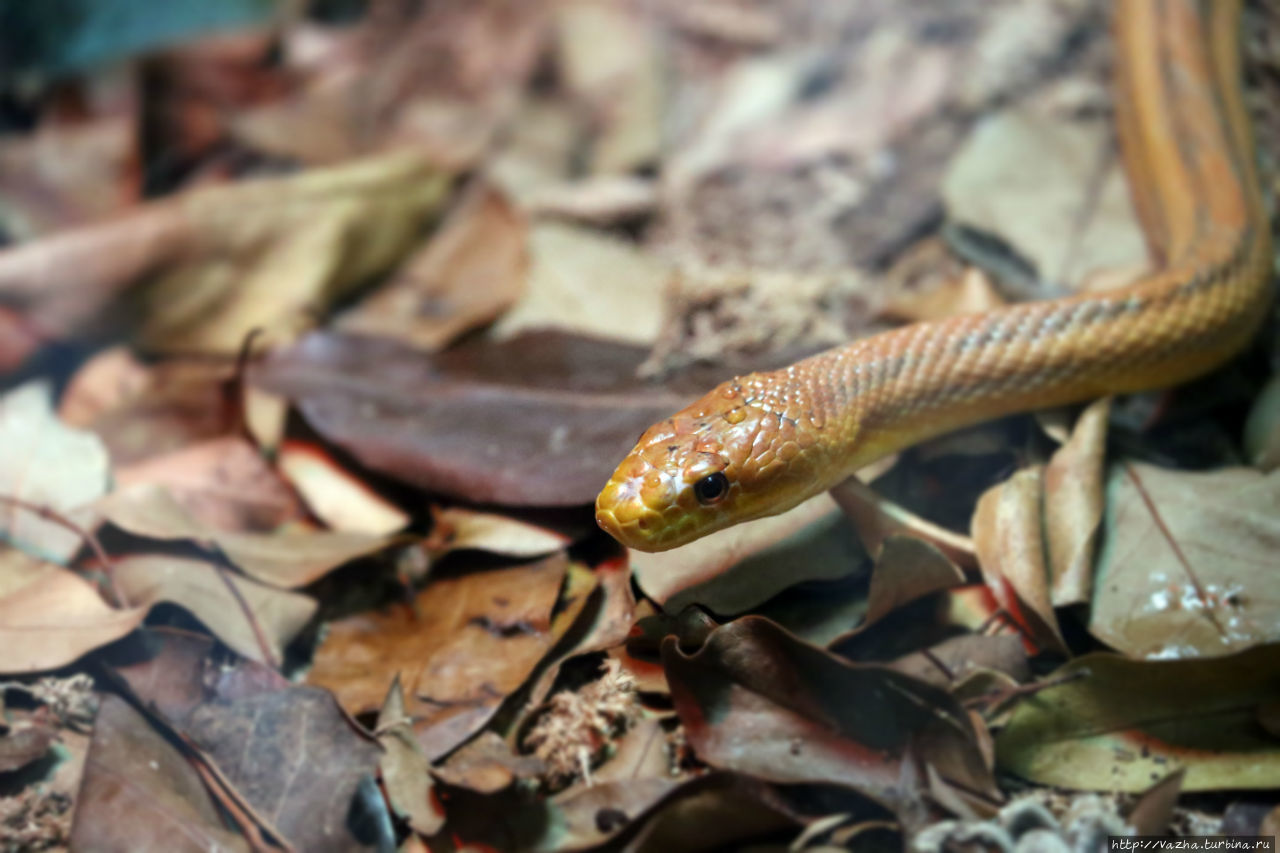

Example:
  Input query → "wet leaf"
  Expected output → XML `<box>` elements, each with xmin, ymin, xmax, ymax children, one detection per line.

<box><xmin>1089</xmin><ymin>464</ymin><xmax>1280</xmax><ymax>659</ymax></box>
<box><xmin>308</xmin><ymin>553</ymin><xmax>570</xmax><ymax>759</ymax></box>
<box><xmin>662</xmin><ymin>616</ymin><xmax>993</xmax><ymax>811</ymax></box>
<box><xmin>0</xmin><ymin>563</ymin><xmax>146</xmax><ymax>674</ymax></box>
<box><xmin>99</xmin><ymin>484</ymin><xmax>395</xmax><ymax>587</ymax></box>
<box><xmin>996</xmin><ymin>647</ymin><xmax>1280</xmax><ymax>791</ymax></box>
<box><xmin>0</xmin><ymin>382</ymin><xmax>110</xmax><ymax>562</ymax></box>
<box><xmin>70</xmin><ymin>695</ymin><xmax>251</xmax><ymax>853</ymax></box>
<box><xmin>338</xmin><ymin>184</ymin><xmax>528</xmax><ymax>352</ymax></box>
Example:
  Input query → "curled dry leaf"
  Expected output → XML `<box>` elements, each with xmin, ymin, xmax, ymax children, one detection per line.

<box><xmin>308</xmin><ymin>553</ymin><xmax>575</xmax><ymax>759</ymax></box>
<box><xmin>112</xmin><ymin>554</ymin><xmax>317</xmax><ymax>666</ymax></box>
<box><xmin>98</xmin><ymin>484</ymin><xmax>395</xmax><ymax>588</ymax></box>
<box><xmin>338</xmin><ymin>184</ymin><xmax>528</xmax><ymax>352</ymax></box>
<box><xmin>1088</xmin><ymin>464</ymin><xmax>1280</xmax><ymax>659</ymax></box>
<box><xmin>253</xmin><ymin>329</ymin><xmax>747</xmax><ymax>506</ymax></box>
<box><xmin>277</xmin><ymin>441</ymin><xmax>409</xmax><ymax>536</ymax></box>
<box><xmin>0</xmin><ymin>150</ymin><xmax>450</xmax><ymax>354</ymax></box>
<box><xmin>375</xmin><ymin>677</ymin><xmax>445</xmax><ymax>836</ymax></box>
<box><xmin>1044</xmin><ymin>397</ymin><xmax>1110</xmax><ymax>607</ymax></box>
<box><xmin>972</xmin><ymin>466</ymin><xmax>1068</xmax><ymax>656</ymax></box>
<box><xmin>996</xmin><ymin>647</ymin><xmax>1280</xmax><ymax>791</ymax></box>
<box><xmin>424</xmin><ymin>506</ymin><xmax>569</xmax><ymax>560</ymax></box>
<box><xmin>830</xmin><ymin>476</ymin><xmax>977</xmax><ymax>569</ymax></box>
<box><xmin>662</xmin><ymin>615</ymin><xmax>993</xmax><ymax>812</ymax></box>
<box><xmin>0</xmin><ymin>562</ymin><xmax>146</xmax><ymax>674</ymax></box>
<box><xmin>0</xmin><ymin>382</ymin><xmax>110</xmax><ymax>562</ymax></box>
<box><xmin>860</xmin><ymin>536</ymin><xmax>967</xmax><ymax>632</ymax></box>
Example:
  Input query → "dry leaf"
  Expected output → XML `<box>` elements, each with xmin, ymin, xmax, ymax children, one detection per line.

<box><xmin>424</xmin><ymin>506</ymin><xmax>569</xmax><ymax>560</ymax></box>
<box><xmin>338</xmin><ymin>184</ymin><xmax>528</xmax><ymax>351</ymax></box>
<box><xmin>112</xmin><ymin>553</ymin><xmax>317</xmax><ymax>665</ymax></box>
<box><xmin>99</xmin><ymin>484</ymin><xmax>395</xmax><ymax>588</ymax></box>
<box><xmin>996</xmin><ymin>648</ymin><xmax>1280</xmax><ymax>791</ymax></box>
<box><xmin>972</xmin><ymin>467</ymin><xmax>1068</xmax><ymax>655</ymax></box>
<box><xmin>277</xmin><ymin>441</ymin><xmax>409</xmax><ymax>536</ymax></box>
<box><xmin>0</xmin><ymin>563</ymin><xmax>146</xmax><ymax>674</ymax></box>
<box><xmin>1044</xmin><ymin>397</ymin><xmax>1109</xmax><ymax>607</ymax></box>
<box><xmin>376</xmin><ymin>677</ymin><xmax>445</xmax><ymax>836</ymax></box>
<box><xmin>1088</xmin><ymin>464</ymin><xmax>1280</xmax><ymax>659</ymax></box>
<box><xmin>0</xmin><ymin>382</ymin><xmax>110</xmax><ymax>562</ymax></box>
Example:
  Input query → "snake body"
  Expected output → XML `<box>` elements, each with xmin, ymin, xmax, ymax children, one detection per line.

<box><xmin>596</xmin><ymin>0</ymin><xmax>1273</xmax><ymax>552</ymax></box>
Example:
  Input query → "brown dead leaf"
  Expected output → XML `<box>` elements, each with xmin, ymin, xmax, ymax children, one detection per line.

<box><xmin>631</xmin><ymin>494</ymin><xmax>851</xmax><ymax>613</ymax></box>
<box><xmin>0</xmin><ymin>382</ymin><xmax>110</xmax><ymax>562</ymax></box>
<box><xmin>0</xmin><ymin>150</ymin><xmax>450</xmax><ymax>354</ymax></box>
<box><xmin>98</xmin><ymin>484</ymin><xmax>395</xmax><ymax>588</ymax></box>
<box><xmin>339</xmin><ymin>184</ymin><xmax>528</xmax><ymax>351</ymax></box>
<box><xmin>308</xmin><ymin>553</ymin><xmax>570</xmax><ymax>759</ymax></box>
<box><xmin>525</xmin><ymin>174</ymin><xmax>657</xmax><ymax>224</ymax></box>
<box><xmin>942</xmin><ymin>106</ymin><xmax>1148</xmax><ymax>292</ymax></box>
<box><xmin>424</xmin><ymin>506</ymin><xmax>570</xmax><ymax>560</ymax></box>
<box><xmin>490</xmin><ymin>222</ymin><xmax>667</xmax><ymax>346</ymax></box>
<box><xmin>663</xmin><ymin>615</ymin><xmax>993</xmax><ymax>812</ymax></box>
<box><xmin>114</xmin><ymin>436</ymin><xmax>305</xmax><ymax>532</ymax></box>
<box><xmin>112</xmin><ymin>553</ymin><xmax>317</xmax><ymax>666</ymax></box>
<box><xmin>862</xmin><ymin>536</ymin><xmax>967</xmax><ymax>630</ymax></box>
<box><xmin>996</xmin><ymin>647</ymin><xmax>1280</xmax><ymax>791</ymax></box>
<box><xmin>58</xmin><ymin>348</ymin><xmax>240</xmax><ymax>465</ymax></box>
<box><xmin>0</xmin><ymin>719</ymin><xmax>55</xmax><ymax>773</ymax></box>
<box><xmin>831</xmin><ymin>476</ymin><xmax>977</xmax><ymax>569</ymax></box>
<box><xmin>1088</xmin><ymin>464</ymin><xmax>1280</xmax><ymax>659</ymax></box>
<box><xmin>1044</xmin><ymin>397</ymin><xmax>1109</xmax><ymax>607</ymax></box>
<box><xmin>70</xmin><ymin>696</ymin><xmax>251</xmax><ymax>853</ymax></box>
<box><xmin>277</xmin><ymin>441</ymin><xmax>409</xmax><ymax>536</ymax></box>
<box><xmin>376</xmin><ymin>677</ymin><xmax>445</xmax><ymax>836</ymax></box>
<box><xmin>253</xmin><ymin>329</ymin><xmax>749</xmax><ymax>506</ymax></box>
<box><xmin>972</xmin><ymin>467</ymin><xmax>1068</xmax><ymax>656</ymax></box>
<box><xmin>0</xmin><ymin>563</ymin><xmax>145</xmax><ymax>674</ymax></box>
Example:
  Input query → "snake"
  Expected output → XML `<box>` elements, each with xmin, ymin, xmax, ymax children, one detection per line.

<box><xmin>596</xmin><ymin>0</ymin><xmax>1273</xmax><ymax>552</ymax></box>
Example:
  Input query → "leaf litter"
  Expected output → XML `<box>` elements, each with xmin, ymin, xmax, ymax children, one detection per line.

<box><xmin>0</xmin><ymin>0</ymin><xmax>1277</xmax><ymax>850</ymax></box>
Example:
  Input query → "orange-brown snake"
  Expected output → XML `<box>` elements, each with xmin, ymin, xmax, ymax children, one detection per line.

<box><xmin>597</xmin><ymin>0</ymin><xmax>1273</xmax><ymax>551</ymax></box>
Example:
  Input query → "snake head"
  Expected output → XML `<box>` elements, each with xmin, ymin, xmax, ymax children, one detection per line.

<box><xmin>595</xmin><ymin>375</ymin><xmax>829</xmax><ymax>551</ymax></box>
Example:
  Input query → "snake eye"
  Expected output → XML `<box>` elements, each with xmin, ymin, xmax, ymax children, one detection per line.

<box><xmin>693</xmin><ymin>472</ymin><xmax>730</xmax><ymax>505</ymax></box>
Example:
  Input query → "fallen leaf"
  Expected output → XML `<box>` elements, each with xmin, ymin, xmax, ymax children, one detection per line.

<box><xmin>489</xmin><ymin>222</ymin><xmax>667</xmax><ymax>345</ymax></box>
<box><xmin>942</xmin><ymin>106</ymin><xmax>1147</xmax><ymax>292</ymax></box>
<box><xmin>662</xmin><ymin>616</ymin><xmax>993</xmax><ymax>812</ymax></box>
<box><xmin>1244</xmin><ymin>373</ymin><xmax>1280</xmax><ymax>472</ymax></box>
<box><xmin>0</xmin><ymin>150</ymin><xmax>450</xmax><ymax>354</ymax></box>
<box><xmin>98</xmin><ymin>484</ymin><xmax>395</xmax><ymax>588</ymax></box>
<box><xmin>338</xmin><ymin>184</ymin><xmax>528</xmax><ymax>351</ymax></box>
<box><xmin>1044</xmin><ymin>397</ymin><xmax>1109</xmax><ymax>607</ymax></box>
<box><xmin>58</xmin><ymin>347</ymin><xmax>241</xmax><ymax>465</ymax></box>
<box><xmin>996</xmin><ymin>648</ymin><xmax>1280</xmax><ymax>791</ymax></box>
<box><xmin>861</xmin><ymin>536</ymin><xmax>967</xmax><ymax>630</ymax></box>
<box><xmin>277</xmin><ymin>441</ymin><xmax>409</xmax><ymax>536</ymax></box>
<box><xmin>1088</xmin><ymin>464</ymin><xmax>1280</xmax><ymax>659</ymax></box>
<box><xmin>308</xmin><ymin>553</ymin><xmax>570</xmax><ymax>759</ymax></box>
<box><xmin>0</xmin><ymin>382</ymin><xmax>110</xmax><ymax>562</ymax></box>
<box><xmin>0</xmin><ymin>563</ymin><xmax>146</xmax><ymax>674</ymax></box>
<box><xmin>424</xmin><ymin>506</ymin><xmax>569</xmax><ymax>560</ymax></box>
<box><xmin>631</xmin><ymin>494</ymin><xmax>853</xmax><ymax>613</ymax></box>
<box><xmin>831</xmin><ymin>476</ymin><xmax>977</xmax><ymax>570</ymax></box>
<box><xmin>114</xmin><ymin>436</ymin><xmax>305</xmax><ymax>532</ymax></box>
<box><xmin>0</xmin><ymin>719</ymin><xmax>55</xmax><ymax>773</ymax></box>
<box><xmin>112</xmin><ymin>553</ymin><xmax>317</xmax><ymax>666</ymax></box>
<box><xmin>253</xmin><ymin>329</ymin><xmax>751</xmax><ymax>506</ymax></box>
<box><xmin>525</xmin><ymin>175</ymin><xmax>656</xmax><ymax>224</ymax></box>
<box><xmin>376</xmin><ymin>677</ymin><xmax>445</xmax><ymax>836</ymax></box>
<box><xmin>70</xmin><ymin>695</ymin><xmax>251</xmax><ymax>853</ymax></box>
<box><xmin>971</xmin><ymin>466</ymin><xmax>1067</xmax><ymax>655</ymax></box>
